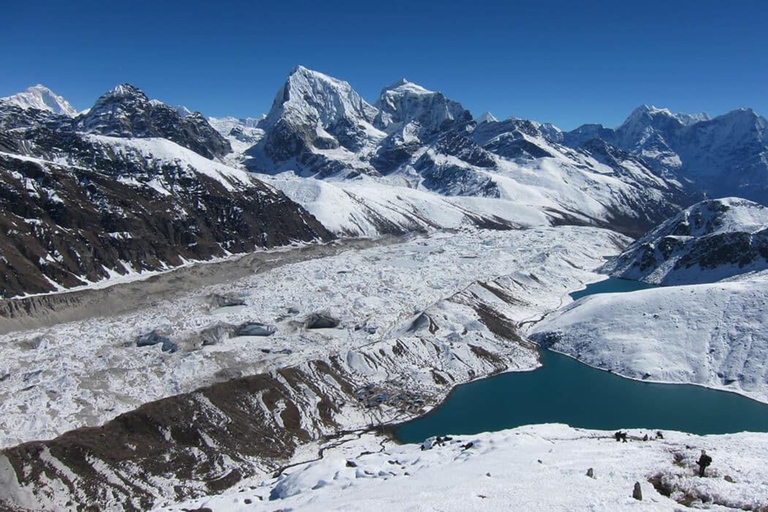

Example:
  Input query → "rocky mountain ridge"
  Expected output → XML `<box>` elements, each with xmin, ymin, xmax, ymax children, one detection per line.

<box><xmin>564</xmin><ymin>105</ymin><xmax>768</xmax><ymax>204</ymax></box>
<box><xmin>233</xmin><ymin>67</ymin><xmax>703</xmax><ymax>237</ymax></box>
<box><xmin>602</xmin><ymin>197</ymin><xmax>768</xmax><ymax>285</ymax></box>
<box><xmin>0</xmin><ymin>84</ymin><xmax>333</xmax><ymax>298</ymax></box>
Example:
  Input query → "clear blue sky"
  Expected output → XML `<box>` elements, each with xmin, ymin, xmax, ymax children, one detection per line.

<box><xmin>2</xmin><ymin>0</ymin><xmax>766</xmax><ymax>130</ymax></box>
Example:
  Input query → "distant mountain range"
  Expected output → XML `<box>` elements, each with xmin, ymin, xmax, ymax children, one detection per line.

<box><xmin>1</xmin><ymin>68</ymin><xmax>766</xmax><ymax>297</ymax></box>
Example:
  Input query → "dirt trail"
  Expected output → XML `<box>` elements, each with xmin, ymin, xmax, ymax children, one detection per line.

<box><xmin>0</xmin><ymin>236</ymin><xmax>406</xmax><ymax>335</ymax></box>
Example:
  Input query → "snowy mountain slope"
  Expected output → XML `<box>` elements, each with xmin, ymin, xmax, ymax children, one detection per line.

<box><xmin>264</xmin><ymin>174</ymin><xmax>552</xmax><ymax>236</ymax></box>
<box><xmin>0</xmin><ymin>101</ymin><xmax>333</xmax><ymax>297</ymax></box>
<box><xmin>529</xmin><ymin>274</ymin><xmax>768</xmax><ymax>404</ymax></box>
<box><xmin>161</xmin><ymin>425</ymin><xmax>768</xmax><ymax>512</ymax></box>
<box><xmin>603</xmin><ymin>198</ymin><xmax>768</xmax><ymax>284</ymax></box>
<box><xmin>564</xmin><ymin>105</ymin><xmax>768</xmax><ymax>204</ymax></box>
<box><xmin>208</xmin><ymin>115</ymin><xmax>265</xmax><ymax>154</ymax></box>
<box><xmin>0</xmin><ymin>84</ymin><xmax>78</xmax><ymax>117</ymax></box>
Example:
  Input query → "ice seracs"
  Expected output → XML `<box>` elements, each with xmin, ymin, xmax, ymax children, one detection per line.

<box><xmin>0</xmin><ymin>84</ymin><xmax>78</xmax><ymax>117</ymax></box>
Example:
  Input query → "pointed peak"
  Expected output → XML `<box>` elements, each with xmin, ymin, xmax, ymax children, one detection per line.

<box><xmin>381</xmin><ymin>78</ymin><xmax>432</xmax><ymax>96</ymax></box>
<box><xmin>0</xmin><ymin>84</ymin><xmax>78</xmax><ymax>117</ymax></box>
<box><xmin>28</xmin><ymin>84</ymin><xmax>54</xmax><ymax>93</ymax></box>
<box><xmin>475</xmin><ymin>112</ymin><xmax>498</xmax><ymax>124</ymax></box>
<box><xmin>104</xmin><ymin>83</ymin><xmax>147</xmax><ymax>100</ymax></box>
<box><xmin>287</xmin><ymin>65</ymin><xmax>338</xmax><ymax>83</ymax></box>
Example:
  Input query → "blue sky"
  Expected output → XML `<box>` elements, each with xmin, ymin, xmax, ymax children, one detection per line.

<box><xmin>2</xmin><ymin>0</ymin><xmax>766</xmax><ymax>130</ymax></box>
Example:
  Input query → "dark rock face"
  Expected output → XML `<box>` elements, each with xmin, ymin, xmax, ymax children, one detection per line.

<box><xmin>75</xmin><ymin>84</ymin><xmax>231</xmax><ymax>159</ymax></box>
<box><xmin>471</xmin><ymin>119</ymin><xmax>556</xmax><ymax>161</ymax></box>
<box><xmin>0</xmin><ymin>113</ymin><xmax>334</xmax><ymax>298</ymax></box>
<box><xmin>414</xmin><ymin>153</ymin><xmax>500</xmax><ymax>198</ymax></box>
<box><xmin>434</xmin><ymin>131</ymin><xmax>496</xmax><ymax>169</ymax></box>
<box><xmin>207</xmin><ymin>294</ymin><xmax>246</xmax><ymax>308</ymax></box>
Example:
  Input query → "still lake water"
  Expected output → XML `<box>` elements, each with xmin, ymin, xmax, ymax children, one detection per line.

<box><xmin>569</xmin><ymin>277</ymin><xmax>657</xmax><ymax>300</ymax></box>
<box><xmin>395</xmin><ymin>279</ymin><xmax>768</xmax><ymax>443</ymax></box>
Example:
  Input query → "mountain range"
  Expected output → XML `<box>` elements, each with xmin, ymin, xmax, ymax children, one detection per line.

<box><xmin>1</xmin><ymin>67</ymin><xmax>767</xmax><ymax>297</ymax></box>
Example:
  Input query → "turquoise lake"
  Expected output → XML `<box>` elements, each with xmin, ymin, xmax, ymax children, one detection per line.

<box><xmin>395</xmin><ymin>279</ymin><xmax>768</xmax><ymax>444</ymax></box>
<box><xmin>569</xmin><ymin>277</ymin><xmax>657</xmax><ymax>300</ymax></box>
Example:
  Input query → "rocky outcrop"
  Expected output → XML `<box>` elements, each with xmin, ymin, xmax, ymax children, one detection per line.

<box><xmin>603</xmin><ymin>197</ymin><xmax>768</xmax><ymax>284</ymax></box>
<box><xmin>244</xmin><ymin>66</ymin><xmax>384</xmax><ymax>177</ymax></box>
<box><xmin>75</xmin><ymin>84</ymin><xmax>231</xmax><ymax>159</ymax></box>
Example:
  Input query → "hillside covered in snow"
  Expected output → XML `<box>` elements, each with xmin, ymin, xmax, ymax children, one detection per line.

<box><xmin>530</xmin><ymin>276</ymin><xmax>768</xmax><ymax>403</ymax></box>
<box><xmin>1</xmin><ymin>70</ymin><xmax>768</xmax><ymax>512</ymax></box>
<box><xmin>0</xmin><ymin>84</ymin><xmax>332</xmax><ymax>298</ymax></box>
<box><xmin>531</xmin><ymin>197</ymin><xmax>768</xmax><ymax>404</ymax></box>
<box><xmin>603</xmin><ymin>197</ymin><xmax>768</xmax><ymax>285</ymax></box>
<box><xmin>162</xmin><ymin>424</ymin><xmax>768</xmax><ymax>512</ymax></box>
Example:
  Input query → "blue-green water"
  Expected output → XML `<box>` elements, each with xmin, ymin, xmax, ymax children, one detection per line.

<box><xmin>395</xmin><ymin>350</ymin><xmax>768</xmax><ymax>444</ymax></box>
<box><xmin>569</xmin><ymin>277</ymin><xmax>657</xmax><ymax>301</ymax></box>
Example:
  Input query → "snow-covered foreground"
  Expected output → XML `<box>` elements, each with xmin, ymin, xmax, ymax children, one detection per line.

<box><xmin>530</xmin><ymin>274</ymin><xmax>768</xmax><ymax>404</ymax></box>
<box><xmin>159</xmin><ymin>424</ymin><xmax>768</xmax><ymax>511</ymax></box>
<box><xmin>0</xmin><ymin>227</ymin><xmax>627</xmax><ymax>448</ymax></box>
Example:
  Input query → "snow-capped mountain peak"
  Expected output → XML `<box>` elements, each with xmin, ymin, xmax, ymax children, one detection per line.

<box><xmin>475</xmin><ymin>111</ymin><xmax>498</xmax><ymax>124</ymax></box>
<box><xmin>261</xmin><ymin>65</ymin><xmax>379</xmax><ymax>130</ymax></box>
<box><xmin>74</xmin><ymin>83</ymin><xmax>231</xmax><ymax>159</ymax></box>
<box><xmin>374</xmin><ymin>78</ymin><xmax>471</xmax><ymax>135</ymax></box>
<box><xmin>621</xmin><ymin>104</ymin><xmax>711</xmax><ymax>132</ymax></box>
<box><xmin>102</xmin><ymin>83</ymin><xmax>147</xmax><ymax>101</ymax></box>
<box><xmin>0</xmin><ymin>84</ymin><xmax>79</xmax><ymax>117</ymax></box>
<box><xmin>381</xmin><ymin>78</ymin><xmax>433</xmax><ymax>96</ymax></box>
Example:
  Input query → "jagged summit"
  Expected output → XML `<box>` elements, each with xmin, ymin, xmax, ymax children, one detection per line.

<box><xmin>102</xmin><ymin>83</ymin><xmax>146</xmax><ymax>100</ymax></box>
<box><xmin>0</xmin><ymin>84</ymin><xmax>78</xmax><ymax>117</ymax></box>
<box><xmin>374</xmin><ymin>77</ymin><xmax>471</xmax><ymax>135</ymax></box>
<box><xmin>381</xmin><ymin>78</ymin><xmax>432</xmax><ymax>96</ymax></box>
<box><xmin>622</xmin><ymin>104</ymin><xmax>709</xmax><ymax>129</ymax></box>
<box><xmin>475</xmin><ymin>111</ymin><xmax>498</xmax><ymax>124</ymax></box>
<box><xmin>261</xmin><ymin>65</ymin><xmax>379</xmax><ymax>130</ymax></box>
<box><xmin>75</xmin><ymin>83</ymin><xmax>231</xmax><ymax>159</ymax></box>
